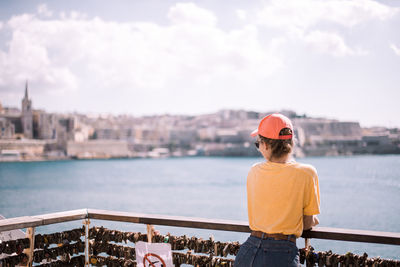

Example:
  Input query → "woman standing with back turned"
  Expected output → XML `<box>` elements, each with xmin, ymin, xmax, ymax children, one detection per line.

<box><xmin>234</xmin><ymin>113</ymin><xmax>320</xmax><ymax>267</ymax></box>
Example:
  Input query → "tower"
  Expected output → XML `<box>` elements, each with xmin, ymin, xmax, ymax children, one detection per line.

<box><xmin>21</xmin><ymin>81</ymin><xmax>33</xmax><ymax>139</ymax></box>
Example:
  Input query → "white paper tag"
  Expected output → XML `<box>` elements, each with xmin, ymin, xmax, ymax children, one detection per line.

<box><xmin>135</xmin><ymin>241</ymin><xmax>174</xmax><ymax>267</ymax></box>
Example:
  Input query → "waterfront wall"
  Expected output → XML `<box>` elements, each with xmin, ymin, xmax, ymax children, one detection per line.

<box><xmin>67</xmin><ymin>140</ymin><xmax>131</xmax><ymax>159</ymax></box>
<box><xmin>0</xmin><ymin>139</ymin><xmax>48</xmax><ymax>161</ymax></box>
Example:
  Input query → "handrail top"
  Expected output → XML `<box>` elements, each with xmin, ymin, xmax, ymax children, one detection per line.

<box><xmin>87</xmin><ymin>208</ymin><xmax>249</xmax><ymax>225</ymax></box>
<box><xmin>0</xmin><ymin>209</ymin><xmax>249</xmax><ymax>232</ymax></box>
<box><xmin>1</xmin><ymin>208</ymin><xmax>400</xmax><ymax>246</ymax></box>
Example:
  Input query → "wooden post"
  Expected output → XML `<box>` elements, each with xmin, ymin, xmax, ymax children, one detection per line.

<box><xmin>83</xmin><ymin>218</ymin><xmax>90</xmax><ymax>267</ymax></box>
<box><xmin>305</xmin><ymin>238</ymin><xmax>310</xmax><ymax>251</ymax></box>
<box><xmin>147</xmin><ymin>224</ymin><xmax>153</xmax><ymax>243</ymax></box>
<box><xmin>305</xmin><ymin>238</ymin><xmax>311</xmax><ymax>266</ymax></box>
<box><xmin>22</xmin><ymin>227</ymin><xmax>35</xmax><ymax>267</ymax></box>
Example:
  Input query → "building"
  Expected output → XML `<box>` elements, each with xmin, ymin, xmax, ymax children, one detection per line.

<box><xmin>21</xmin><ymin>81</ymin><xmax>33</xmax><ymax>139</ymax></box>
<box><xmin>292</xmin><ymin>118</ymin><xmax>363</xmax><ymax>156</ymax></box>
<box><xmin>34</xmin><ymin>111</ymin><xmax>58</xmax><ymax>139</ymax></box>
<box><xmin>0</xmin><ymin>118</ymin><xmax>15</xmax><ymax>139</ymax></box>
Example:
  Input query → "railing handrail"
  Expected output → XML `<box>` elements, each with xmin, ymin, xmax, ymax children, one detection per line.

<box><xmin>1</xmin><ymin>208</ymin><xmax>400</xmax><ymax>246</ymax></box>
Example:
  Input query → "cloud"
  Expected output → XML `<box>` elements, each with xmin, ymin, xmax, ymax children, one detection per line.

<box><xmin>236</xmin><ymin>9</ymin><xmax>247</xmax><ymax>21</ymax></box>
<box><xmin>37</xmin><ymin>4</ymin><xmax>53</xmax><ymax>17</ymax></box>
<box><xmin>257</xmin><ymin>0</ymin><xmax>398</xmax><ymax>33</ymax></box>
<box><xmin>167</xmin><ymin>3</ymin><xmax>217</xmax><ymax>26</ymax></box>
<box><xmin>303</xmin><ymin>31</ymin><xmax>367</xmax><ymax>57</ymax></box>
<box><xmin>0</xmin><ymin>3</ymin><xmax>285</xmax><ymax>112</ymax></box>
<box><xmin>255</xmin><ymin>0</ymin><xmax>398</xmax><ymax>56</ymax></box>
<box><xmin>390</xmin><ymin>43</ymin><xmax>400</xmax><ymax>56</ymax></box>
<box><xmin>0</xmin><ymin>13</ymin><xmax>78</xmax><ymax>95</ymax></box>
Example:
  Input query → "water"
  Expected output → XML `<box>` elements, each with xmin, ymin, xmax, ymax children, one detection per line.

<box><xmin>0</xmin><ymin>155</ymin><xmax>399</xmax><ymax>260</ymax></box>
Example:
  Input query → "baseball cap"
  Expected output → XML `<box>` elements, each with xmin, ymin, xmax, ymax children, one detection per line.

<box><xmin>250</xmin><ymin>113</ymin><xmax>293</xmax><ymax>139</ymax></box>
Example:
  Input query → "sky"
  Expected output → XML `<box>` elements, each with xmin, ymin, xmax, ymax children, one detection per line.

<box><xmin>0</xmin><ymin>0</ymin><xmax>399</xmax><ymax>128</ymax></box>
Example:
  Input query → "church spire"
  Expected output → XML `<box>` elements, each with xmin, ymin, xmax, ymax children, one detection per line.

<box><xmin>21</xmin><ymin>80</ymin><xmax>33</xmax><ymax>139</ymax></box>
<box><xmin>25</xmin><ymin>80</ymin><xmax>28</xmax><ymax>99</ymax></box>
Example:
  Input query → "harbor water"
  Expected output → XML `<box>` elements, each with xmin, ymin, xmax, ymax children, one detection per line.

<box><xmin>0</xmin><ymin>155</ymin><xmax>399</xmax><ymax>260</ymax></box>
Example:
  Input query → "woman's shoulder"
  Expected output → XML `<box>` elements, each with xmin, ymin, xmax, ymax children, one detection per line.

<box><xmin>251</xmin><ymin>162</ymin><xmax>263</xmax><ymax>168</ymax></box>
<box><xmin>247</xmin><ymin>162</ymin><xmax>265</xmax><ymax>174</ymax></box>
<box><xmin>249</xmin><ymin>162</ymin><xmax>263</xmax><ymax>171</ymax></box>
<box><xmin>290</xmin><ymin>162</ymin><xmax>318</xmax><ymax>177</ymax></box>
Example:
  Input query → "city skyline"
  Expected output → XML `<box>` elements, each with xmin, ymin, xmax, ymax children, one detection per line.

<box><xmin>0</xmin><ymin>0</ymin><xmax>400</xmax><ymax>128</ymax></box>
<box><xmin>0</xmin><ymin>80</ymin><xmax>399</xmax><ymax>129</ymax></box>
<box><xmin>2</xmin><ymin>80</ymin><xmax>400</xmax><ymax>160</ymax></box>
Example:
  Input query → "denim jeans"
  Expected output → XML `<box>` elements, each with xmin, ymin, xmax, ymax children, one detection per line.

<box><xmin>234</xmin><ymin>235</ymin><xmax>299</xmax><ymax>267</ymax></box>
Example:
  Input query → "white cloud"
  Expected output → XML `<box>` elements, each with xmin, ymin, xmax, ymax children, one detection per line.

<box><xmin>0</xmin><ymin>17</ymin><xmax>77</xmax><ymax>95</ymax></box>
<box><xmin>236</xmin><ymin>9</ymin><xmax>247</xmax><ymax>21</ymax></box>
<box><xmin>257</xmin><ymin>0</ymin><xmax>398</xmax><ymax>33</ymax></box>
<box><xmin>390</xmin><ymin>43</ymin><xmax>400</xmax><ymax>56</ymax></box>
<box><xmin>37</xmin><ymin>4</ymin><xmax>53</xmax><ymax>17</ymax></box>
<box><xmin>167</xmin><ymin>3</ymin><xmax>217</xmax><ymax>26</ymax></box>
<box><xmin>254</xmin><ymin>0</ymin><xmax>398</xmax><ymax>57</ymax></box>
<box><xmin>0</xmin><ymin>3</ymin><xmax>285</xmax><ymax>112</ymax></box>
<box><xmin>303</xmin><ymin>31</ymin><xmax>367</xmax><ymax>57</ymax></box>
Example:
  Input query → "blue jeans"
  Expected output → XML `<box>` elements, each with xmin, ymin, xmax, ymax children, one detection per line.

<box><xmin>234</xmin><ymin>235</ymin><xmax>300</xmax><ymax>267</ymax></box>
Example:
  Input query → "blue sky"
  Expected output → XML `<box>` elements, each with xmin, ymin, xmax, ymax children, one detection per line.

<box><xmin>0</xmin><ymin>0</ymin><xmax>399</xmax><ymax>127</ymax></box>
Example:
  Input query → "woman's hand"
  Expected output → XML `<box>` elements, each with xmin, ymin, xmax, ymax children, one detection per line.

<box><xmin>303</xmin><ymin>215</ymin><xmax>319</xmax><ymax>230</ymax></box>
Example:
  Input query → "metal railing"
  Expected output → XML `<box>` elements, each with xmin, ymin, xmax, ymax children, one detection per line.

<box><xmin>1</xmin><ymin>208</ymin><xmax>400</xmax><ymax>266</ymax></box>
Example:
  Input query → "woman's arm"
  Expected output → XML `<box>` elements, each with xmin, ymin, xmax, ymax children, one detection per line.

<box><xmin>303</xmin><ymin>215</ymin><xmax>319</xmax><ymax>230</ymax></box>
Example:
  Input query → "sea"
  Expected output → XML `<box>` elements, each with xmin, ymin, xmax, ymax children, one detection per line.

<box><xmin>0</xmin><ymin>155</ymin><xmax>399</xmax><ymax>260</ymax></box>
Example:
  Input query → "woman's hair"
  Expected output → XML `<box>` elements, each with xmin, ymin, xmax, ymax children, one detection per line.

<box><xmin>259</xmin><ymin>128</ymin><xmax>293</xmax><ymax>160</ymax></box>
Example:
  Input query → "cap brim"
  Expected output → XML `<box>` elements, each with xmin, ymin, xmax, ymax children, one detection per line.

<box><xmin>250</xmin><ymin>129</ymin><xmax>258</xmax><ymax>137</ymax></box>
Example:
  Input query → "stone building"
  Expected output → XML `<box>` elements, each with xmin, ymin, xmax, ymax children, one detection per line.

<box><xmin>21</xmin><ymin>81</ymin><xmax>33</xmax><ymax>139</ymax></box>
<box><xmin>292</xmin><ymin>118</ymin><xmax>364</xmax><ymax>156</ymax></box>
<box><xmin>0</xmin><ymin>117</ymin><xmax>15</xmax><ymax>139</ymax></box>
<box><xmin>34</xmin><ymin>112</ymin><xmax>57</xmax><ymax>139</ymax></box>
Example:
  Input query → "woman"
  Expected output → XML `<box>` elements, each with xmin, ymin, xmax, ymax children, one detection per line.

<box><xmin>234</xmin><ymin>113</ymin><xmax>320</xmax><ymax>267</ymax></box>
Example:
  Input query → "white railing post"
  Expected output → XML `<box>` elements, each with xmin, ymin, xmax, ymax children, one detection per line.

<box><xmin>83</xmin><ymin>218</ymin><xmax>90</xmax><ymax>266</ymax></box>
<box><xmin>22</xmin><ymin>227</ymin><xmax>35</xmax><ymax>267</ymax></box>
<box><xmin>147</xmin><ymin>224</ymin><xmax>154</xmax><ymax>243</ymax></box>
<box><xmin>305</xmin><ymin>238</ymin><xmax>310</xmax><ymax>251</ymax></box>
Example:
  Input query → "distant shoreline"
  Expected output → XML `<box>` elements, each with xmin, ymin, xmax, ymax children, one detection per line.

<box><xmin>2</xmin><ymin>153</ymin><xmax>400</xmax><ymax>163</ymax></box>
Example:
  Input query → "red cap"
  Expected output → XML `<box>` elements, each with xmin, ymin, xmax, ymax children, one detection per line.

<box><xmin>251</xmin><ymin>113</ymin><xmax>293</xmax><ymax>139</ymax></box>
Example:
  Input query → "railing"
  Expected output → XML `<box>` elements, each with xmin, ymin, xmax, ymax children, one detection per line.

<box><xmin>1</xmin><ymin>209</ymin><xmax>400</xmax><ymax>266</ymax></box>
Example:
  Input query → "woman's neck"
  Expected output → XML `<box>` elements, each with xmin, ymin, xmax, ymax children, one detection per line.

<box><xmin>268</xmin><ymin>154</ymin><xmax>290</xmax><ymax>163</ymax></box>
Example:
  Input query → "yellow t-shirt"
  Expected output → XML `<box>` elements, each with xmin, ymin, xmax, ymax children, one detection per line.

<box><xmin>247</xmin><ymin>161</ymin><xmax>320</xmax><ymax>238</ymax></box>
